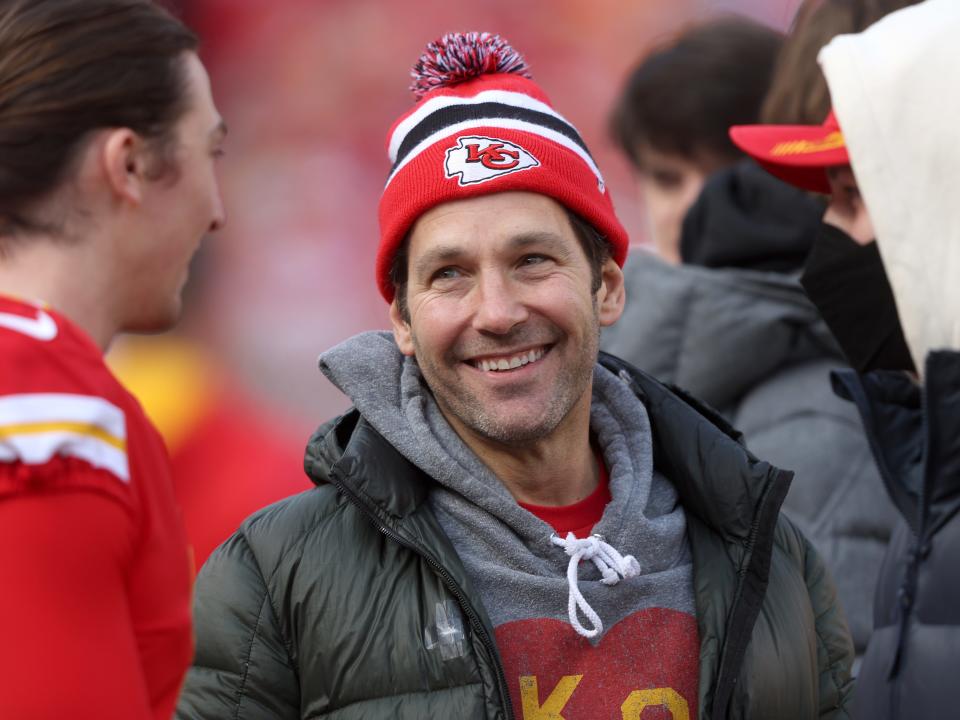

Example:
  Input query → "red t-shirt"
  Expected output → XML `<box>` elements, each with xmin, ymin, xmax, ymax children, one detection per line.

<box><xmin>0</xmin><ymin>296</ymin><xmax>193</xmax><ymax>719</ymax></box>
<box><xmin>518</xmin><ymin>458</ymin><xmax>611</xmax><ymax>538</ymax></box>
<box><xmin>504</xmin><ymin>457</ymin><xmax>700</xmax><ymax>719</ymax></box>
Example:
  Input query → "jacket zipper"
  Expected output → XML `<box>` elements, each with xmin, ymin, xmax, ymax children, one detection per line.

<box><xmin>328</xmin><ymin>467</ymin><xmax>515</xmax><ymax>720</ymax></box>
<box><xmin>707</xmin><ymin>467</ymin><xmax>787</xmax><ymax>720</ymax></box>
<box><xmin>888</xmin><ymin>374</ymin><xmax>932</xmax><ymax>697</ymax></box>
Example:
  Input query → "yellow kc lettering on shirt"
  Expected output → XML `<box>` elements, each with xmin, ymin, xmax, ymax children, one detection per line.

<box><xmin>519</xmin><ymin>675</ymin><xmax>689</xmax><ymax>719</ymax></box>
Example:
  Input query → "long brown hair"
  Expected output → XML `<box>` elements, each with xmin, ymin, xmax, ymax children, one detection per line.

<box><xmin>761</xmin><ymin>0</ymin><xmax>923</xmax><ymax>124</ymax></box>
<box><xmin>0</xmin><ymin>0</ymin><xmax>197</xmax><ymax>237</ymax></box>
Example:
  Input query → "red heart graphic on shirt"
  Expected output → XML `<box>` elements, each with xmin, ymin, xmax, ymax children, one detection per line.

<box><xmin>494</xmin><ymin>607</ymin><xmax>699</xmax><ymax>719</ymax></box>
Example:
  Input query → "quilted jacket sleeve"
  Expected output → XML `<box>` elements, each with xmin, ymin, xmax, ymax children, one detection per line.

<box><xmin>176</xmin><ymin>531</ymin><xmax>300</xmax><ymax>719</ymax></box>
<box><xmin>735</xmin><ymin>359</ymin><xmax>898</xmax><ymax>656</ymax></box>
<box><xmin>799</xmin><ymin>527</ymin><xmax>856</xmax><ymax>720</ymax></box>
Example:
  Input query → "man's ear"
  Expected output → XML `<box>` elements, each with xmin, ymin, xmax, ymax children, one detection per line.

<box><xmin>101</xmin><ymin>128</ymin><xmax>147</xmax><ymax>205</ymax></box>
<box><xmin>596</xmin><ymin>257</ymin><xmax>626</xmax><ymax>327</ymax></box>
<box><xmin>389</xmin><ymin>298</ymin><xmax>416</xmax><ymax>356</ymax></box>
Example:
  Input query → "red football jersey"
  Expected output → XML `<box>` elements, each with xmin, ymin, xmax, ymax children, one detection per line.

<box><xmin>0</xmin><ymin>296</ymin><xmax>193</xmax><ymax>719</ymax></box>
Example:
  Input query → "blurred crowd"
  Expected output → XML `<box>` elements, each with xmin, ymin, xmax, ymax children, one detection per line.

<box><xmin>2</xmin><ymin>0</ymin><xmax>957</xmax><ymax>717</ymax></box>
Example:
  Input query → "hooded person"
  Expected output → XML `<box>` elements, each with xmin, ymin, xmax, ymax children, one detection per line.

<box><xmin>731</xmin><ymin>1</ymin><xmax>960</xmax><ymax>716</ymax></box>
<box><xmin>603</xmin><ymin>0</ymin><xmax>910</xmax><ymax>661</ymax></box>
<box><xmin>178</xmin><ymin>32</ymin><xmax>853</xmax><ymax>720</ymax></box>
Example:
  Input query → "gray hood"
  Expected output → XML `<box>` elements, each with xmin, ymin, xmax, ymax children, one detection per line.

<box><xmin>601</xmin><ymin>250</ymin><xmax>841</xmax><ymax>411</ymax></box>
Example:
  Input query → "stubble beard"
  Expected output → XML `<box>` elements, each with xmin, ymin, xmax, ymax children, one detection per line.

<box><xmin>412</xmin><ymin>318</ymin><xmax>601</xmax><ymax>448</ymax></box>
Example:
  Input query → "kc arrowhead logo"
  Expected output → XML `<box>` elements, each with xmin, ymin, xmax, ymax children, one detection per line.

<box><xmin>445</xmin><ymin>136</ymin><xmax>540</xmax><ymax>186</ymax></box>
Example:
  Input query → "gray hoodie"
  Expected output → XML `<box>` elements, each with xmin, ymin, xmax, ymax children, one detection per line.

<box><xmin>318</xmin><ymin>330</ymin><xmax>694</xmax><ymax>644</ymax></box>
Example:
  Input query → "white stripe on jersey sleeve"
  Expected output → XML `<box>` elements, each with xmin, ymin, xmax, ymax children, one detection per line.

<box><xmin>0</xmin><ymin>394</ymin><xmax>129</xmax><ymax>482</ymax></box>
<box><xmin>0</xmin><ymin>430</ymin><xmax>129</xmax><ymax>482</ymax></box>
<box><xmin>0</xmin><ymin>394</ymin><xmax>126</xmax><ymax>439</ymax></box>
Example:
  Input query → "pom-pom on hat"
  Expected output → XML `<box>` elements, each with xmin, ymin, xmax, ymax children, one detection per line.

<box><xmin>376</xmin><ymin>31</ymin><xmax>629</xmax><ymax>303</ymax></box>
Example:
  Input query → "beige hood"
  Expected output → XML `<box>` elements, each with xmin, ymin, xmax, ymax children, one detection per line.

<box><xmin>819</xmin><ymin>0</ymin><xmax>960</xmax><ymax>374</ymax></box>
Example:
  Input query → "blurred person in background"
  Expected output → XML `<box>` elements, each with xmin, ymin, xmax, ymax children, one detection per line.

<box><xmin>603</xmin><ymin>0</ymin><xmax>919</xmax><ymax>662</ymax></box>
<box><xmin>609</xmin><ymin>17</ymin><xmax>783</xmax><ymax>263</ymax></box>
<box><xmin>732</xmin><ymin>1</ymin><xmax>960</xmax><ymax>716</ymax></box>
<box><xmin>179</xmin><ymin>32</ymin><xmax>853</xmax><ymax>720</ymax></box>
<box><xmin>0</xmin><ymin>0</ymin><xmax>224</xmax><ymax>717</ymax></box>
<box><xmin>108</xmin><ymin>252</ymin><xmax>312</xmax><ymax>569</ymax></box>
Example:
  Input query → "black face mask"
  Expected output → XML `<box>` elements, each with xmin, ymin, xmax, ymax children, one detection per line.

<box><xmin>800</xmin><ymin>222</ymin><xmax>916</xmax><ymax>374</ymax></box>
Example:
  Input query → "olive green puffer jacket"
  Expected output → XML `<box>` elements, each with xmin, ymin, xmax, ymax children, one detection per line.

<box><xmin>176</xmin><ymin>355</ymin><xmax>853</xmax><ymax>720</ymax></box>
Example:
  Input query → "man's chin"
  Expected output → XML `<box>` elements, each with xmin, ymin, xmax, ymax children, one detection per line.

<box><xmin>120</xmin><ymin>298</ymin><xmax>183</xmax><ymax>335</ymax></box>
<box><xmin>462</xmin><ymin>409</ymin><xmax>562</xmax><ymax>447</ymax></box>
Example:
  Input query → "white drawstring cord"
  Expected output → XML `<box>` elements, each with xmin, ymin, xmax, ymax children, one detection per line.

<box><xmin>550</xmin><ymin>532</ymin><xmax>641</xmax><ymax>638</ymax></box>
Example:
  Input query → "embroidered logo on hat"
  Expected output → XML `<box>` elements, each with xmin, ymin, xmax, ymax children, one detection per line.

<box><xmin>771</xmin><ymin>131</ymin><xmax>845</xmax><ymax>157</ymax></box>
<box><xmin>444</xmin><ymin>135</ymin><xmax>540</xmax><ymax>186</ymax></box>
<box><xmin>375</xmin><ymin>32</ymin><xmax>630</xmax><ymax>302</ymax></box>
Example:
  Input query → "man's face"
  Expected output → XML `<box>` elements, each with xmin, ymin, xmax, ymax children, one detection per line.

<box><xmin>634</xmin><ymin>145</ymin><xmax>716</xmax><ymax>264</ymax></box>
<box><xmin>121</xmin><ymin>52</ymin><xmax>227</xmax><ymax>332</ymax></box>
<box><xmin>390</xmin><ymin>191</ymin><xmax>625</xmax><ymax>448</ymax></box>
<box><xmin>824</xmin><ymin>165</ymin><xmax>874</xmax><ymax>245</ymax></box>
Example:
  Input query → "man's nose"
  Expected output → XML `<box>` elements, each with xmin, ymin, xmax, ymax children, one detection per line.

<box><xmin>209</xmin><ymin>183</ymin><xmax>227</xmax><ymax>232</ymax></box>
<box><xmin>471</xmin><ymin>273</ymin><xmax>528</xmax><ymax>334</ymax></box>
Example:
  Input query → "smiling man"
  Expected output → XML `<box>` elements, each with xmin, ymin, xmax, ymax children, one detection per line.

<box><xmin>180</xmin><ymin>33</ymin><xmax>852</xmax><ymax>720</ymax></box>
<box><xmin>390</xmin><ymin>192</ymin><xmax>621</xmax><ymax>507</ymax></box>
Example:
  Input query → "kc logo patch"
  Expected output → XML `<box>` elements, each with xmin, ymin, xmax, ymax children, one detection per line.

<box><xmin>445</xmin><ymin>136</ymin><xmax>540</xmax><ymax>186</ymax></box>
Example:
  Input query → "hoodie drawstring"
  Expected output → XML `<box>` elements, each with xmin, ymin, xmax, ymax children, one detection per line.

<box><xmin>550</xmin><ymin>532</ymin><xmax>641</xmax><ymax>638</ymax></box>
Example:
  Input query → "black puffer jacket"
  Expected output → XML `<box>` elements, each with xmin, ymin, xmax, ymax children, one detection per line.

<box><xmin>832</xmin><ymin>351</ymin><xmax>960</xmax><ymax>719</ymax></box>
<box><xmin>176</xmin><ymin>356</ymin><xmax>853</xmax><ymax>719</ymax></box>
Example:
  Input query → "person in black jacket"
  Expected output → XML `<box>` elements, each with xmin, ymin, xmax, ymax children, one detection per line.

<box><xmin>731</xmin><ymin>3</ymin><xmax>960</xmax><ymax>716</ymax></box>
<box><xmin>178</xmin><ymin>32</ymin><xmax>853</xmax><ymax>720</ymax></box>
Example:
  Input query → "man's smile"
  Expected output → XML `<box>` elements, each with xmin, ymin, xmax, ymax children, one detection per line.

<box><xmin>467</xmin><ymin>345</ymin><xmax>550</xmax><ymax>373</ymax></box>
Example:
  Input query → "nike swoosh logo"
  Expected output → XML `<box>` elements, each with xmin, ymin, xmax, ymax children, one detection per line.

<box><xmin>0</xmin><ymin>308</ymin><xmax>59</xmax><ymax>341</ymax></box>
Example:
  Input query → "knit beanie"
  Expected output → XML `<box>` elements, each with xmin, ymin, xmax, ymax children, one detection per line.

<box><xmin>376</xmin><ymin>32</ymin><xmax>629</xmax><ymax>302</ymax></box>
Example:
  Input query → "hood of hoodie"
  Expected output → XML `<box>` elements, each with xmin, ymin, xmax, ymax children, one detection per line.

<box><xmin>820</xmin><ymin>0</ymin><xmax>960</xmax><ymax>374</ymax></box>
<box><xmin>600</xmin><ymin>251</ymin><xmax>841</xmax><ymax>411</ymax></box>
<box><xmin>680</xmin><ymin>159</ymin><xmax>825</xmax><ymax>273</ymax></box>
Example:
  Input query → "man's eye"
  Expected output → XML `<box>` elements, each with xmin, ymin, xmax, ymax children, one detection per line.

<box><xmin>432</xmin><ymin>267</ymin><xmax>461</xmax><ymax>282</ymax></box>
<box><xmin>521</xmin><ymin>254</ymin><xmax>548</xmax><ymax>266</ymax></box>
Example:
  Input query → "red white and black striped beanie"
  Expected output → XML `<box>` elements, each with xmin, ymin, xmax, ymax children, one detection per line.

<box><xmin>376</xmin><ymin>32</ymin><xmax>629</xmax><ymax>302</ymax></box>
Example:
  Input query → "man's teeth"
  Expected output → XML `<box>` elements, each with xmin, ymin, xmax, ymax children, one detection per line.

<box><xmin>476</xmin><ymin>348</ymin><xmax>545</xmax><ymax>372</ymax></box>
